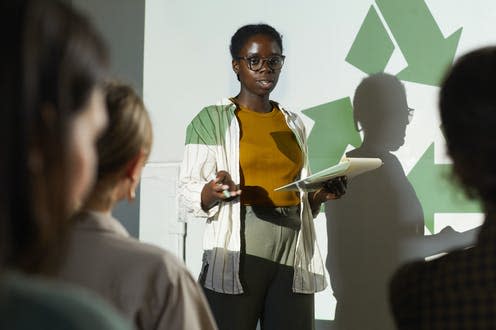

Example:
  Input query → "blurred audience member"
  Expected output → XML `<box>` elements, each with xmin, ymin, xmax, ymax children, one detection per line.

<box><xmin>0</xmin><ymin>0</ymin><xmax>133</xmax><ymax>328</ymax></box>
<box><xmin>58</xmin><ymin>82</ymin><xmax>218</xmax><ymax>330</ymax></box>
<box><xmin>390</xmin><ymin>46</ymin><xmax>496</xmax><ymax>329</ymax></box>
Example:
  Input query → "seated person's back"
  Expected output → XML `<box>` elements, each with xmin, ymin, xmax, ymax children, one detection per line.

<box><xmin>0</xmin><ymin>272</ymin><xmax>130</xmax><ymax>330</ymax></box>
<box><xmin>389</xmin><ymin>47</ymin><xmax>496</xmax><ymax>329</ymax></box>
<box><xmin>57</xmin><ymin>82</ymin><xmax>217</xmax><ymax>330</ymax></box>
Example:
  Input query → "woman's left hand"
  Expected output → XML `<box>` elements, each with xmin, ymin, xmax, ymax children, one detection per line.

<box><xmin>309</xmin><ymin>176</ymin><xmax>347</xmax><ymax>212</ymax></box>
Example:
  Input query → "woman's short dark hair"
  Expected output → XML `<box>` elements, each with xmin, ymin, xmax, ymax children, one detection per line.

<box><xmin>440</xmin><ymin>46</ymin><xmax>496</xmax><ymax>207</ymax></box>
<box><xmin>229</xmin><ymin>24</ymin><xmax>283</xmax><ymax>59</ymax></box>
<box><xmin>0</xmin><ymin>0</ymin><xmax>108</xmax><ymax>274</ymax></box>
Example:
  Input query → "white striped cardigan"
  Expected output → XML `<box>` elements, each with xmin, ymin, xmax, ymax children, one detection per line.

<box><xmin>178</xmin><ymin>98</ymin><xmax>327</xmax><ymax>294</ymax></box>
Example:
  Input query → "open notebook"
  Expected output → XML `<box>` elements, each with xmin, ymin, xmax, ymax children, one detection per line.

<box><xmin>274</xmin><ymin>157</ymin><xmax>383</xmax><ymax>192</ymax></box>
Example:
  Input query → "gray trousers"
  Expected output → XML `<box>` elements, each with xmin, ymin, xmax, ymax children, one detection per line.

<box><xmin>202</xmin><ymin>205</ymin><xmax>315</xmax><ymax>330</ymax></box>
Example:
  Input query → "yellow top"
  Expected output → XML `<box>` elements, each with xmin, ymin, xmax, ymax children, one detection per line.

<box><xmin>236</xmin><ymin>103</ymin><xmax>302</xmax><ymax>206</ymax></box>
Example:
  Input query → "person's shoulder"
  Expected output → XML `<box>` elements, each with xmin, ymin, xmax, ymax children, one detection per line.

<box><xmin>75</xmin><ymin>211</ymin><xmax>188</xmax><ymax>280</ymax></box>
<box><xmin>187</xmin><ymin>99</ymin><xmax>237</xmax><ymax>133</ymax></box>
<box><xmin>390</xmin><ymin>246</ymin><xmax>490</xmax><ymax>328</ymax></box>
<box><xmin>275</xmin><ymin>101</ymin><xmax>293</xmax><ymax>114</ymax></box>
<box><xmin>389</xmin><ymin>259</ymin><xmax>432</xmax><ymax>328</ymax></box>
<box><xmin>0</xmin><ymin>272</ymin><xmax>131</xmax><ymax>330</ymax></box>
<box><xmin>390</xmin><ymin>248</ymin><xmax>475</xmax><ymax>303</ymax></box>
<box><xmin>390</xmin><ymin>259</ymin><xmax>426</xmax><ymax>295</ymax></box>
<box><xmin>114</xmin><ymin>238</ymin><xmax>199</xmax><ymax>304</ymax></box>
<box><xmin>106</xmin><ymin>234</ymin><xmax>190</xmax><ymax>277</ymax></box>
<box><xmin>195</xmin><ymin>99</ymin><xmax>236</xmax><ymax>117</ymax></box>
<box><xmin>276</xmin><ymin>103</ymin><xmax>303</xmax><ymax>121</ymax></box>
<box><xmin>137</xmin><ymin>241</ymin><xmax>190</xmax><ymax>278</ymax></box>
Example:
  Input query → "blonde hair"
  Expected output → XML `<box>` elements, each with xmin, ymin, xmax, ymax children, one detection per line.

<box><xmin>97</xmin><ymin>82</ymin><xmax>152</xmax><ymax>181</ymax></box>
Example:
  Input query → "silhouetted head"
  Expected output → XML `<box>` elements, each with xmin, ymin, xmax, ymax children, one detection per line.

<box><xmin>1</xmin><ymin>0</ymin><xmax>108</xmax><ymax>273</ymax></box>
<box><xmin>353</xmin><ymin>73</ymin><xmax>411</xmax><ymax>151</ymax></box>
<box><xmin>440</xmin><ymin>46</ymin><xmax>496</xmax><ymax>207</ymax></box>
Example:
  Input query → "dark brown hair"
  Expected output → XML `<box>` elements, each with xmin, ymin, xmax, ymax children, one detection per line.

<box><xmin>440</xmin><ymin>46</ymin><xmax>496</xmax><ymax>209</ymax></box>
<box><xmin>230</xmin><ymin>24</ymin><xmax>283</xmax><ymax>59</ymax></box>
<box><xmin>0</xmin><ymin>0</ymin><xmax>108</xmax><ymax>274</ymax></box>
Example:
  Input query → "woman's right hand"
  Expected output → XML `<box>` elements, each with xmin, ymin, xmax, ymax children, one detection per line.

<box><xmin>201</xmin><ymin>170</ymin><xmax>241</xmax><ymax>211</ymax></box>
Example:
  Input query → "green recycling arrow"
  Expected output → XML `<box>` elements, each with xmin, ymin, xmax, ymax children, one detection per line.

<box><xmin>346</xmin><ymin>5</ymin><xmax>395</xmax><ymax>74</ymax></box>
<box><xmin>407</xmin><ymin>143</ymin><xmax>481</xmax><ymax>233</ymax></box>
<box><xmin>302</xmin><ymin>97</ymin><xmax>361</xmax><ymax>173</ymax></box>
<box><xmin>375</xmin><ymin>0</ymin><xmax>462</xmax><ymax>86</ymax></box>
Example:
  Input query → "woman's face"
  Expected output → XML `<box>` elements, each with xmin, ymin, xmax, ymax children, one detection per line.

<box><xmin>233</xmin><ymin>34</ymin><xmax>283</xmax><ymax>97</ymax></box>
<box><xmin>67</xmin><ymin>87</ymin><xmax>107</xmax><ymax>211</ymax></box>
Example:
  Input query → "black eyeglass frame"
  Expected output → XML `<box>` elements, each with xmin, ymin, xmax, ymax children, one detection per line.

<box><xmin>354</xmin><ymin>107</ymin><xmax>415</xmax><ymax>132</ymax></box>
<box><xmin>236</xmin><ymin>55</ymin><xmax>286</xmax><ymax>71</ymax></box>
<box><xmin>407</xmin><ymin>107</ymin><xmax>414</xmax><ymax>123</ymax></box>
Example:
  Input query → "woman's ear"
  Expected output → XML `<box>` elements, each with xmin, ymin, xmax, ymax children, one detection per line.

<box><xmin>232</xmin><ymin>59</ymin><xmax>239</xmax><ymax>75</ymax></box>
<box><xmin>232</xmin><ymin>60</ymin><xmax>241</xmax><ymax>81</ymax></box>
<box><xmin>124</xmin><ymin>150</ymin><xmax>147</xmax><ymax>202</ymax></box>
<box><xmin>125</xmin><ymin>149</ymin><xmax>146</xmax><ymax>181</ymax></box>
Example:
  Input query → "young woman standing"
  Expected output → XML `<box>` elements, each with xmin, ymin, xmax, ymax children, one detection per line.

<box><xmin>179</xmin><ymin>24</ymin><xmax>346</xmax><ymax>330</ymax></box>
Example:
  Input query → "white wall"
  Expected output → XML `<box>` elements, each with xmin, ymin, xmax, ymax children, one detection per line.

<box><xmin>71</xmin><ymin>0</ymin><xmax>145</xmax><ymax>237</ymax></box>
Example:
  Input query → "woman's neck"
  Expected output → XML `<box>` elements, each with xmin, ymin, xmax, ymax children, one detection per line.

<box><xmin>234</xmin><ymin>92</ymin><xmax>272</xmax><ymax>113</ymax></box>
<box><xmin>82</xmin><ymin>183</ymin><xmax>119</xmax><ymax>215</ymax></box>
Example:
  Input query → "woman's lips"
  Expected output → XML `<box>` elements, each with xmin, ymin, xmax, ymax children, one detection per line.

<box><xmin>257</xmin><ymin>80</ymin><xmax>274</xmax><ymax>89</ymax></box>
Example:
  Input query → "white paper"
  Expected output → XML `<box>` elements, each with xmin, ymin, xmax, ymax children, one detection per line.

<box><xmin>275</xmin><ymin>157</ymin><xmax>383</xmax><ymax>192</ymax></box>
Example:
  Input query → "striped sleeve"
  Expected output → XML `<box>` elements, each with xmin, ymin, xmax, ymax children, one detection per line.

<box><xmin>178</xmin><ymin>109</ymin><xmax>220</xmax><ymax>221</ymax></box>
<box><xmin>178</xmin><ymin>105</ymin><xmax>237</xmax><ymax>222</ymax></box>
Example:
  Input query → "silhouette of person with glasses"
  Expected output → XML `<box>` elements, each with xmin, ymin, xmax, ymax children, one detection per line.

<box><xmin>325</xmin><ymin>73</ymin><xmax>475</xmax><ymax>330</ymax></box>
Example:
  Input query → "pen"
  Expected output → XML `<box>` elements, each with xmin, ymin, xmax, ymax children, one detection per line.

<box><xmin>211</xmin><ymin>174</ymin><xmax>231</xmax><ymax>198</ymax></box>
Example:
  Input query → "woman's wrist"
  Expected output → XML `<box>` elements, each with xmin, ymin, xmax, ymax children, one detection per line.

<box><xmin>308</xmin><ymin>191</ymin><xmax>322</xmax><ymax>215</ymax></box>
<box><xmin>201</xmin><ymin>183</ymin><xmax>218</xmax><ymax>212</ymax></box>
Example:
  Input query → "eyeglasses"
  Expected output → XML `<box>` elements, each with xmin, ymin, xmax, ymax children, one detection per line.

<box><xmin>355</xmin><ymin>107</ymin><xmax>415</xmax><ymax>132</ymax></box>
<box><xmin>236</xmin><ymin>55</ymin><xmax>285</xmax><ymax>71</ymax></box>
<box><xmin>407</xmin><ymin>107</ymin><xmax>414</xmax><ymax>123</ymax></box>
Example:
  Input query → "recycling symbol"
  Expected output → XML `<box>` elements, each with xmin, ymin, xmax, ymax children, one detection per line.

<box><xmin>303</xmin><ymin>0</ymin><xmax>480</xmax><ymax>233</ymax></box>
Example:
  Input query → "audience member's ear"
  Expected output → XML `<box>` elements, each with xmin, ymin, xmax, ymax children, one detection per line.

<box><xmin>125</xmin><ymin>150</ymin><xmax>145</xmax><ymax>180</ymax></box>
<box><xmin>124</xmin><ymin>150</ymin><xmax>147</xmax><ymax>201</ymax></box>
